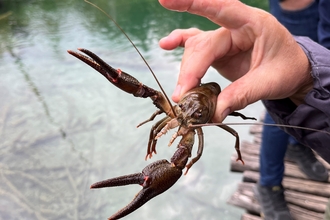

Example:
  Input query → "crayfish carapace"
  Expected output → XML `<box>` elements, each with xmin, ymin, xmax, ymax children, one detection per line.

<box><xmin>67</xmin><ymin>48</ymin><xmax>256</xmax><ymax>220</ymax></box>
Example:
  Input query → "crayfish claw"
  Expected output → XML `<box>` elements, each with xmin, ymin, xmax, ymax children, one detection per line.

<box><xmin>93</xmin><ymin>159</ymin><xmax>183</xmax><ymax>220</ymax></box>
<box><xmin>90</xmin><ymin>173</ymin><xmax>144</xmax><ymax>189</ymax></box>
<box><xmin>107</xmin><ymin>187</ymin><xmax>155</xmax><ymax>220</ymax></box>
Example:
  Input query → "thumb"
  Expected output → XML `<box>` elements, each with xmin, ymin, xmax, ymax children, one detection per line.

<box><xmin>212</xmin><ymin>75</ymin><xmax>265</xmax><ymax>122</ymax></box>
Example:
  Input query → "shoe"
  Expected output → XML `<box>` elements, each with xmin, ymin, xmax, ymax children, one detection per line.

<box><xmin>286</xmin><ymin>144</ymin><xmax>329</xmax><ymax>182</ymax></box>
<box><xmin>254</xmin><ymin>184</ymin><xmax>293</xmax><ymax>220</ymax></box>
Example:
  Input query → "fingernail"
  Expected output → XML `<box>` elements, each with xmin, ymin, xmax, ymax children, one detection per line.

<box><xmin>173</xmin><ymin>84</ymin><xmax>182</xmax><ymax>99</ymax></box>
<box><xmin>221</xmin><ymin>108</ymin><xmax>231</xmax><ymax>120</ymax></box>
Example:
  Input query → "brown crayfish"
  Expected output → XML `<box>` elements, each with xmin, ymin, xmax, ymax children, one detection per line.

<box><xmin>67</xmin><ymin>48</ymin><xmax>256</xmax><ymax>219</ymax></box>
<box><xmin>66</xmin><ymin>1</ymin><xmax>330</xmax><ymax>219</ymax></box>
<box><xmin>67</xmin><ymin>1</ymin><xmax>256</xmax><ymax>219</ymax></box>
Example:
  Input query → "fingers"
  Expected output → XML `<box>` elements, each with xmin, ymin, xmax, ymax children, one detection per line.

<box><xmin>212</xmin><ymin>42</ymin><xmax>311</xmax><ymax>122</ymax></box>
<box><xmin>158</xmin><ymin>0</ymin><xmax>257</xmax><ymax>29</ymax></box>
<box><xmin>162</xmin><ymin>28</ymin><xmax>233</xmax><ymax>102</ymax></box>
<box><xmin>158</xmin><ymin>0</ymin><xmax>312</xmax><ymax>123</ymax></box>
<box><xmin>159</xmin><ymin>28</ymin><xmax>205</xmax><ymax>102</ymax></box>
<box><xmin>159</xmin><ymin>28</ymin><xmax>202</xmax><ymax>50</ymax></box>
<box><xmin>176</xmin><ymin>28</ymin><xmax>233</xmax><ymax>101</ymax></box>
<box><xmin>158</xmin><ymin>0</ymin><xmax>267</xmax><ymax>103</ymax></box>
<box><xmin>213</xmin><ymin>74</ymin><xmax>266</xmax><ymax>122</ymax></box>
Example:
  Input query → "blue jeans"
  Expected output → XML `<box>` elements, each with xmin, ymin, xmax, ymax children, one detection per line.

<box><xmin>260</xmin><ymin>113</ymin><xmax>298</xmax><ymax>186</ymax></box>
<box><xmin>260</xmin><ymin>0</ymin><xmax>320</xmax><ymax>186</ymax></box>
<box><xmin>269</xmin><ymin>0</ymin><xmax>319</xmax><ymax>42</ymax></box>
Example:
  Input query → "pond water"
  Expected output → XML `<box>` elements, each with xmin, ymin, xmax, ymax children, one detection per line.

<box><xmin>0</xmin><ymin>0</ymin><xmax>267</xmax><ymax>219</ymax></box>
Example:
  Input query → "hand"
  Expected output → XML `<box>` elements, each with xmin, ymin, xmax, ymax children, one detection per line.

<box><xmin>158</xmin><ymin>0</ymin><xmax>312</xmax><ymax>122</ymax></box>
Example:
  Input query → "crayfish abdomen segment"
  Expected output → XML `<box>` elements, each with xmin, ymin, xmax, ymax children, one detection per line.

<box><xmin>170</xmin><ymin>129</ymin><xmax>195</xmax><ymax>170</ymax></box>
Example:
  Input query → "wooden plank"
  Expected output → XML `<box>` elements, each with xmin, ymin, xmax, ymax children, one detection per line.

<box><xmin>240</xmin><ymin>141</ymin><xmax>260</xmax><ymax>156</ymax></box>
<box><xmin>229</xmin><ymin>120</ymin><xmax>330</xmax><ymax>220</ymax></box>
<box><xmin>243</xmin><ymin>170</ymin><xmax>330</xmax><ymax>197</ymax></box>
<box><xmin>240</xmin><ymin>141</ymin><xmax>330</xmax><ymax>172</ymax></box>
<box><xmin>285</xmin><ymin>190</ymin><xmax>327</xmax><ymax>213</ymax></box>
<box><xmin>231</xmin><ymin>149</ymin><xmax>330</xmax><ymax>181</ymax></box>
<box><xmin>230</xmin><ymin>155</ymin><xmax>259</xmax><ymax>173</ymax></box>
<box><xmin>230</xmin><ymin>154</ymin><xmax>309</xmax><ymax>179</ymax></box>
<box><xmin>241</xmin><ymin>213</ymin><xmax>261</xmax><ymax>220</ymax></box>
<box><xmin>289</xmin><ymin>204</ymin><xmax>325</xmax><ymax>220</ymax></box>
<box><xmin>249</xmin><ymin>124</ymin><xmax>262</xmax><ymax>135</ymax></box>
<box><xmin>227</xmin><ymin>182</ymin><xmax>260</xmax><ymax>214</ymax></box>
<box><xmin>253</xmin><ymin>134</ymin><xmax>261</xmax><ymax>144</ymax></box>
<box><xmin>227</xmin><ymin>182</ymin><xmax>325</xmax><ymax>220</ymax></box>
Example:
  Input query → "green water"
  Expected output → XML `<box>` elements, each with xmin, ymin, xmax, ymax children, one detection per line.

<box><xmin>0</xmin><ymin>0</ymin><xmax>266</xmax><ymax>219</ymax></box>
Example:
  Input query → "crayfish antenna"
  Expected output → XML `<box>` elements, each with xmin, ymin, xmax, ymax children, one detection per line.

<box><xmin>190</xmin><ymin>122</ymin><xmax>330</xmax><ymax>136</ymax></box>
<box><xmin>83</xmin><ymin>0</ymin><xmax>176</xmax><ymax>118</ymax></box>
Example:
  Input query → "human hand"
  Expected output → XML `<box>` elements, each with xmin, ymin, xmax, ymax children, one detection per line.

<box><xmin>158</xmin><ymin>0</ymin><xmax>312</xmax><ymax>122</ymax></box>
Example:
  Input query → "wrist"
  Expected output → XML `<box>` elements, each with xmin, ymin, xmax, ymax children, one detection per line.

<box><xmin>289</xmin><ymin>66</ymin><xmax>313</xmax><ymax>106</ymax></box>
<box><xmin>289</xmin><ymin>40</ymin><xmax>313</xmax><ymax>105</ymax></box>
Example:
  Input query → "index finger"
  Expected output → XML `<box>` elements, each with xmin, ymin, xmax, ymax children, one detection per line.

<box><xmin>158</xmin><ymin>0</ymin><xmax>255</xmax><ymax>29</ymax></box>
<box><xmin>171</xmin><ymin>28</ymin><xmax>233</xmax><ymax>102</ymax></box>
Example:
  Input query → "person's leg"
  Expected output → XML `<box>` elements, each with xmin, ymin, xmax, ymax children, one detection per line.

<box><xmin>256</xmin><ymin>2</ymin><xmax>326</xmax><ymax>219</ymax></box>
<box><xmin>287</xmin><ymin>136</ymin><xmax>328</xmax><ymax>182</ymax></box>
<box><xmin>256</xmin><ymin>112</ymin><xmax>293</xmax><ymax>220</ymax></box>
<box><xmin>267</xmin><ymin>0</ymin><xmax>328</xmax><ymax>182</ymax></box>
<box><xmin>258</xmin><ymin>114</ymin><xmax>328</xmax><ymax>220</ymax></box>
<box><xmin>269</xmin><ymin>0</ymin><xmax>319</xmax><ymax>42</ymax></box>
<box><xmin>260</xmin><ymin>112</ymin><xmax>289</xmax><ymax>186</ymax></box>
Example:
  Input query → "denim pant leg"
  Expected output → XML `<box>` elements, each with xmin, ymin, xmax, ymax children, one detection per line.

<box><xmin>259</xmin><ymin>0</ymin><xmax>320</xmax><ymax>187</ymax></box>
<box><xmin>269</xmin><ymin>0</ymin><xmax>319</xmax><ymax>42</ymax></box>
<box><xmin>259</xmin><ymin>112</ymin><xmax>289</xmax><ymax>186</ymax></box>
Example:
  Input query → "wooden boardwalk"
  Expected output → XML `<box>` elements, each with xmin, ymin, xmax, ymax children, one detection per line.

<box><xmin>227</xmin><ymin>122</ymin><xmax>330</xmax><ymax>220</ymax></box>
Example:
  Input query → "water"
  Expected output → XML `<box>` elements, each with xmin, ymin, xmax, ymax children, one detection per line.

<box><xmin>0</xmin><ymin>0</ymin><xmax>267</xmax><ymax>219</ymax></box>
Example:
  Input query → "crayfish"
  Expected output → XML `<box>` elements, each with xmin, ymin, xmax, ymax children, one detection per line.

<box><xmin>67</xmin><ymin>48</ymin><xmax>256</xmax><ymax>219</ymax></box>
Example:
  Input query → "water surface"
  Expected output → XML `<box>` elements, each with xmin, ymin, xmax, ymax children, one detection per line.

<box><xmin>0</xmin><ymin>0</ymin><xmax>266</xmax><ymax>219</ymax></box>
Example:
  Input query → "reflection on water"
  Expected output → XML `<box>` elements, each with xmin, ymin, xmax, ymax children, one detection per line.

<box><xmin>0</xmin><ymin>0</ymin><xmax>266</xmax><ymax>219</ymax></box>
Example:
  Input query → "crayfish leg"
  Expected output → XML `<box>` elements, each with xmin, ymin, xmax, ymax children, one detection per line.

<box><xmin>137</xmin><ymin>109</ymin><xmax>163</xmax><ymax>128</ymax></box>
<box><xmin>184</xmin><ymin>128</ymin><xmax>203</xmax><ymax>175</ymax></box>
<box><xmin>155</xmin><ymin>118</ymin><xmax>180</xmax><ymax>140</ymax></box>
<box><xmin>145</xmin><ymin>116</ymin><xmax>171</xmax><ymax>160</ymax></box>
<box><xmin>229</xmin><ymin>111</ymin><xmax>257</xmax><ymax>121</ymax></box>
<box><xmin>217</xmin><ymin>124</ymin><xmax>245</xmax><ymax>165</ymax></box>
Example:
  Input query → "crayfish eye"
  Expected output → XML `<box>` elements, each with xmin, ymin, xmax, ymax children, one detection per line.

<box><xmin>190</xmin><ymin>106</ymin><xmax>211</xmax><ymax>124</ymax></box>
<box><xmin>193</xmin><ymin>108</ymin><xmax>207</xmax><ymax>120</ymax></box>
<box><xmin>194</xmin><ymin>111</ymin><xmax>202</xmax><ymax>118</ymax></box>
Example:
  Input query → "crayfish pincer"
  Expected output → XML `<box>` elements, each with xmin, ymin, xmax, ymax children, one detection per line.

<box><xmin>91</xmin><ymin>160</ymin><xmax>182</xmax><ymax>220</ymax></box>
<box><xmin>90</xmin><ymin>130</ymin><xmax>193</xmax><ymax>220</ymax></box>
<box><xmin>67</xmin><ymin>48</ymin><xmax>256</xmax><ymax>219</ymax></box>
